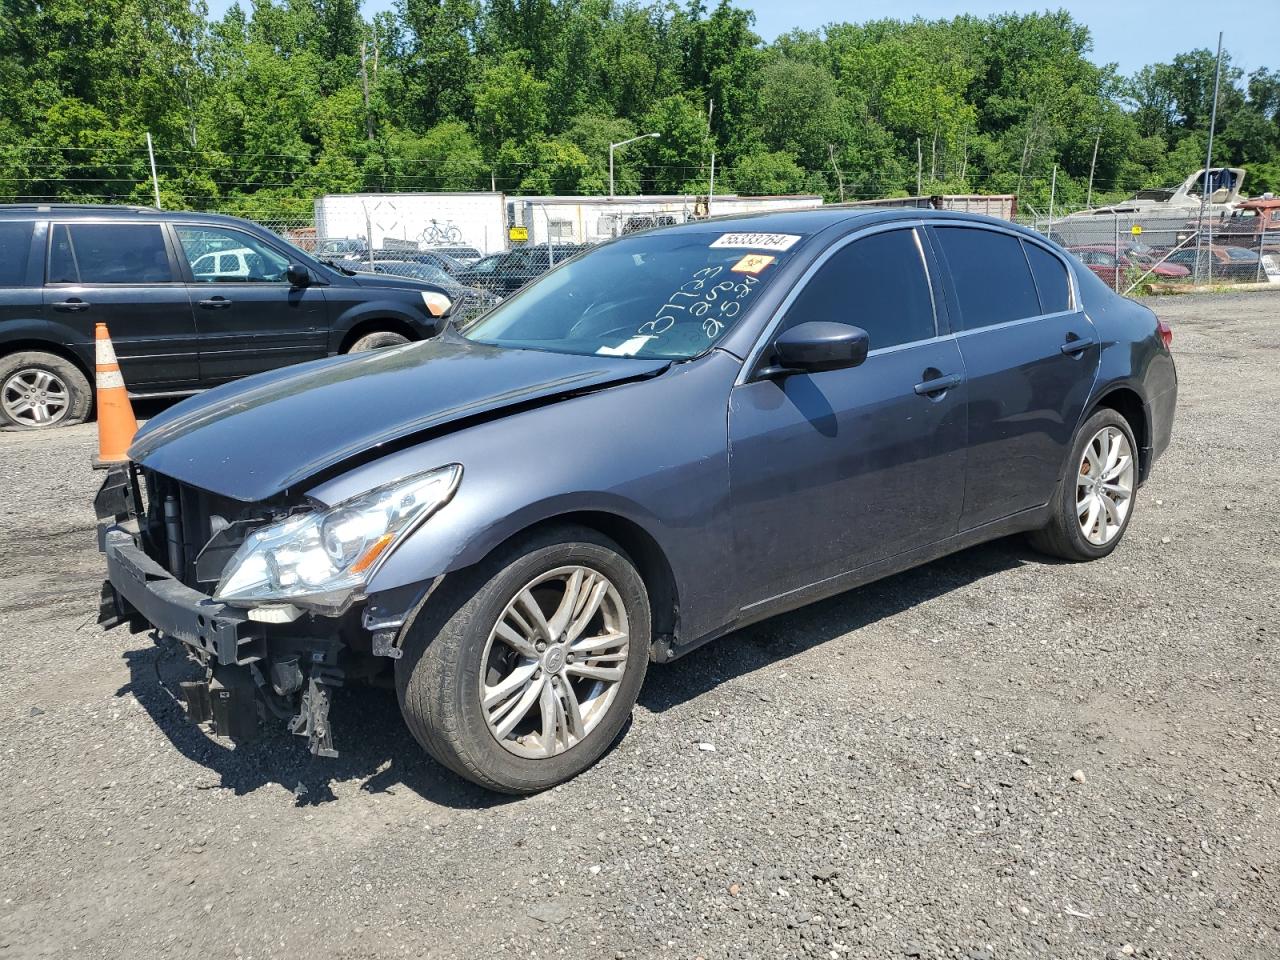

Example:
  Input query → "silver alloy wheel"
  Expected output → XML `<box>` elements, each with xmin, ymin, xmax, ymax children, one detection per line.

<box><xmin>1077</xmin><ymin>425</ymin><xmax>1135</xmax><ymax>546</ymax></box>
<box><xmin>479</xmin><ymin>565</ymin><xmax>630</xmax><ymax>759</ymax></box>
<box><xmin>1</xmin><ymin>368</ymin><xmax>70</xmax><ymax>427</ymax></box>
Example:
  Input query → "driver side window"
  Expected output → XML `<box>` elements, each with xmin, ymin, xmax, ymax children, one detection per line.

<box><xmin>175</xmin><ymin>226</ymin><xmax>290</xmax><ymax>283</ymax></box>
<box><xmin>781</xmin><ymin>229</ymin><xmax>936</xmax><ymax>351</ymax></box>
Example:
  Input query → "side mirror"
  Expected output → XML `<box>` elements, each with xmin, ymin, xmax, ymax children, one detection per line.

<box><xmin>286</xmin><ymin>263</ymin><xmax>311</xmax><ymax>287</ymax></box>
<box><xmin>762</xmin><ymin>321</ymin><xmax>870</xmax><ymax>377</ymax></box>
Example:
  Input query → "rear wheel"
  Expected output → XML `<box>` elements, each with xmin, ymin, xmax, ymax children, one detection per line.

<box><xmin>396</xmin><ymin>526</ymin><xmax>650</xmax><ymax>794</ymax></box>
<box><xmin>1028</xmin><ymin>408</ymin><xmax>1138</xmax><ymax>561</ymax></box>
<box><xmin>347</xmin><ymin>330</ymin><xmax>410</xmax><ymax>353</ymax></box>
<box><xmin>0</xmin><ymin>351</ymin><xmax>92</xmax><ymax>429</ymax></box>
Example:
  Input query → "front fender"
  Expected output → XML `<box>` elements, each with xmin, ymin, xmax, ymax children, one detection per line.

<box><xmin>307</xmin><ymin>350</ymin><xmax>742</xmax><ymax>643</ymax></box>
<box><xmin>328</xmin><ymin>299</ymin><xmax>438</xmax><ymax>351</ymax></box>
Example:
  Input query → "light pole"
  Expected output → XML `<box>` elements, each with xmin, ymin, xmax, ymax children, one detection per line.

<box><xmin>609</xmin><ymin>133</ymin><xmax>660</xmax><ymax>198</ymax></box>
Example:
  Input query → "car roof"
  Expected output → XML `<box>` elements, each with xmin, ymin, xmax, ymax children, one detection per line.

<box><xmin>0</xmin><ymin>203</ymin><xmax>264</xmax><ymax>228</ymax></box>
<box><xmin>645</xmin><ymin>206</ymin><xmax>1047</xmax><ymax>242</ymax></box>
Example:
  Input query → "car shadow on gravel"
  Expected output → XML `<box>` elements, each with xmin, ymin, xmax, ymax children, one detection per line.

<box><xmin>117</xmin><ymin>639</ymin><xmax>513</xmax><ymax>810</ymax></box>
<box><xmin>639</xmin><ymin>536</ymin><xmax>1037</xmax><ymax>713</ymax></box>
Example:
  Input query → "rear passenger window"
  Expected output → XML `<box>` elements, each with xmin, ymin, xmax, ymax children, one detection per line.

<box><xmin>47</xmin><ymin>223</ymin><xmax>174</xmax><ymax>284</ymax></box>
<box><xmin>934</xmin><ymin>227</ymin><xmax>1040</xmax><ymax>330</ymax></box>
<box><xmin>782</xmin><ymin>229</ymin><xmax>936</xmax><ymax>351</ymax></box>
<box><xmin>1023</xmin><ymin>241</ymin><xmax>1071</xmax><ymax>313</ymax></box>
<box><xmin>0</xmin><ymin>222</ymin><xmax>33</xmax><ymax>287</ymax></box>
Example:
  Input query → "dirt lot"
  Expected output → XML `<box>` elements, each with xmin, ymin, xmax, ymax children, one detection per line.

<box><xmin>1</xmin><ymin>291</ymin><xmax>1277</xmax><ymax>960</ymax></box>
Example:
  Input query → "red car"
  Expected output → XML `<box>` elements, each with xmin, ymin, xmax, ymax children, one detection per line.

<box><xmin>1067</xmin><ymin>245</ymin><xmax>1191</xmax><ymax>287</ymax></box>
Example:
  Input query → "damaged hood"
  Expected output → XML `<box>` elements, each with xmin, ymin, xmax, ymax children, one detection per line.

<box><xmin>129</xmin><ymin>337</ymin><xmax>670</xmax><ymax>502</ymax></box>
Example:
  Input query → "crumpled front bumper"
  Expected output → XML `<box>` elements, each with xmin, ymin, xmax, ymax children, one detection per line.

<box><xmin>99</xmin><ymin>525</ymin><xmax>265</xmax><ymax>666</ymax></box>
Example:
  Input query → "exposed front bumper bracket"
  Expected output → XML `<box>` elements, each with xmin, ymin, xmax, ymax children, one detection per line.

<box><xmin>101</xmin><ymin>527</ymin><xmax>265</xmax><ymax>666</ymax></box>
<box><xmin>288</xmin><ymin>676</ymin><xmax>339</xmax><ymax>758</ymax></box>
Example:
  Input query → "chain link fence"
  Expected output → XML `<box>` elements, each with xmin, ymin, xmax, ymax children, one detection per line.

<box><xmin>1020</xmin><ymin>206</ymin><xmax>1280</xmax><ymax>294</ymax></box>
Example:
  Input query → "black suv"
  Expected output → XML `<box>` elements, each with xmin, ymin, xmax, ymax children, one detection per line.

<box><xmin>0</xmin><ymin>205</ymin><xmax>456</xmax><ymax>428</ymax></box>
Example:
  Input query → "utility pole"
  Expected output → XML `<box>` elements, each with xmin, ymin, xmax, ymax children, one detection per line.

<box><xmin>146</xmin><ymin>132</ymin><xmax>161</xmax><ymax>208</ymax></box>
<box><xmin>916</xmin><ymin>138</ymin><xmax>923</xmax><ymax>196</ymax></box>
<box><xmin>706</xmin><ymin>100</ymin><xmax>715</xmax><ymax>214</ymax></box>
<box><xmin>359</xmin><ymin>40</ymin><xmax>375</xmax><ymax>141</ymax></box>
<box><xmin>706</xmin><ymin>152</ymin><xmax>716</xmax><ymax>213</ymax></box>
<box><xmin>1194</xmin><ymin>31</ymin><xmax>1224</xmax><ymax>285</ymax></box>
<box><xmin>1086</xmin><ymin>126</ymin><xmax>1102</xmax><ymax>208</ymax></box>
<box><xmin>828</xmin><ymin>144</ymin><xmax>845</xmax><ymax>203</ymax></box>
<box><xmin>1047</xmin><ymin>164</ymin><xmax>1057</xmax><ymax>241</ymax></box>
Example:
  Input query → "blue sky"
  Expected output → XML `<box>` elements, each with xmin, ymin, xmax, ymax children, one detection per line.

<box><xmin>203</xmin><ymin>0</ymin><xmax>1271</xmax><ymax>79</ymax></box>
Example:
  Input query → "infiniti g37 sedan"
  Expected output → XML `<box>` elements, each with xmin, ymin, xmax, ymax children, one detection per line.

<box><xmin>96</xmin><ymin>209</ymin><xmax>1177</xmax><ymax>793</ymax></box>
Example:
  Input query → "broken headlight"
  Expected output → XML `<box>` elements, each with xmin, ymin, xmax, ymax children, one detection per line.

<box><xmin>213</xmin><ymin>465</ymin><xmax>461</xmax><ymax>614</ymax></box>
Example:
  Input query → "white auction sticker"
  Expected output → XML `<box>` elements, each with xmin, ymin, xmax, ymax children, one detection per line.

<box><xmin>597</xmin><ymin>335</ymin><xmax>655</xmax><ymax>357</ymax></box>
<box><xmin>710</xmin><ymin>232</ymin><xmax>801</xmax><ymax>251</ymax></box>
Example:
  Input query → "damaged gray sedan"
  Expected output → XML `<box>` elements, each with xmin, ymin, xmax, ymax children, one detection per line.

<box><xmin>97</xmin><ymin>209</ymin><xmax>1176</xmax><ymax>793</ymax></box>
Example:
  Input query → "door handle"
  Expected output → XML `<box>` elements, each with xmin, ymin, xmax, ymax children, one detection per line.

<box><xmin>913</xmin><ymin>372</ymin><xmax>963</xmax><ymax>396</ymax></box>
<box><xmin>1060</xmin><ymin>335</ymin><xmax>1097</xmax><ymax>356</ymax></box>
<box><xmin>198</xmin><ymin>297</ymin><xmax>233</xmax><ymax>309</ymax></box>
<box><xmin>52</xmin><ymin>299</ymin><xmax>90</xmax><ymax>312</ymax></box>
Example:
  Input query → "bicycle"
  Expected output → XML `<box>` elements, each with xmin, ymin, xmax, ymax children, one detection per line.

<box><xmin>421</xmin><ymin>219</ymin><xmax>463</xmax><ymax>245</ymax></box>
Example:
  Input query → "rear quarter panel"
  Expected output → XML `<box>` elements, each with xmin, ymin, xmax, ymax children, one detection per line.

<box><xmin>1074</xmin><ymin>263</ymin><xmax>1177</xmax><ymax>467</ymax></box>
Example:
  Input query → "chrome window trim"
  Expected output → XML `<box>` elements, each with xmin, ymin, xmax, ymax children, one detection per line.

<box><xmin>737</xmin><ymin>220</ymin><xmax>937</xmax><ymax>385</ymax></box>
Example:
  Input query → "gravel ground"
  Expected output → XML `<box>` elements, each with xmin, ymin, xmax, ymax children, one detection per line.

<box><xmin>1</xmin><ymin>291</ymin><xmax>1277</xmax><ymax>960</ymax></box>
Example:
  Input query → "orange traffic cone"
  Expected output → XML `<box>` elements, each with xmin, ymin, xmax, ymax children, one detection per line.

<box><xmin>93</xmin><ymin>322</ymin><xmax>139</xmax><ymax>468</ymax></box>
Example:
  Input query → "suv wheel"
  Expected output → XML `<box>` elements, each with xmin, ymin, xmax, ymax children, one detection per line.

<box><xmin>0</xmin><ymin>352</ymin><xmax>92</xmax><ymax>429</ymax></box>
<box><xmin>1028</xmin><ymin>408</ymin><xmax>1139</xmax><ymax>561</ymax></box>
<box><xmin>396</xmin><ymin>526</ymin><xmax>650</xmax><ymax>794</ymax></box>
<box><xmin>348</xmin><ymin>331</ymin><xmax>410</xmax><ymax>353</ymax></box>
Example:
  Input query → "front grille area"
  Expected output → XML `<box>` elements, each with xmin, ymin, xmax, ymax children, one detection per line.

<box><xmin>137</xmin><ymin>468</ymin><xmax>267</xmax><ymax>589</ymax></box>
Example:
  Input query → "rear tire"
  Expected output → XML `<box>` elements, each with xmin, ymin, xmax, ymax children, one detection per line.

<box><xmin>347</xmin><ymin>331</ymin><xmax>410</xmax><ymax>353</ymax></box>
<box><xmin>0</xmin><ymin>351</ymin><xmax>92</xmax><ymax>429</ymax></box>
<box><xmin>395</xmin><ymin>525</ymin><xmax>650</xmax><ymax>794</ymax></box>
<box><xmin>1028</xmin><ymin>408</ymin><xmax>1139</xmax><ymax>561</ymax></box>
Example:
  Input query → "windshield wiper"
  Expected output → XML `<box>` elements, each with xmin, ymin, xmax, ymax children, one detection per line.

<box><xmin>319</xmin><ymin>258</ymin><xmax>358</xmax><ymax>276</ymax></box>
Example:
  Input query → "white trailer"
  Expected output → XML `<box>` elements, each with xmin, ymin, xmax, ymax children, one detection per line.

<box><xmin>508</xmin><ymin>195</ymin><xmax>824</xmax><ymax>245</ymax></box>
<box><xmin>312</xmin><ymin>192</ymin><xmax>507</xmax><ymax>255</ymax></box>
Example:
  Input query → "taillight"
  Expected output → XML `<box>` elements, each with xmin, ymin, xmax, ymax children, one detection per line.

<box><xmin>1157</xmin><ymin>319</ymin><xmax>1173</xmax><ymax>348</ymax></box>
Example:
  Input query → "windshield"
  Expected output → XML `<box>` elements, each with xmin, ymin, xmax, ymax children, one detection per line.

<box><xmin>462</xmin><ymin>230</ymin><xmax>805</xmax><ymax>359</ymax></box>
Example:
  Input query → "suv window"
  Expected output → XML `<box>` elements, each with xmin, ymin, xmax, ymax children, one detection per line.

<box><xmin>934</xmin><ymin>227</ymin><xmax>1040</xmax><ymax>330</ymax></box>
<box><xmin>0</xmin><ymin>221</ymin><xmax>34</xmax><ymax>287</ymax></box>
<box><xmin>175</xmin><ymin>226</ymin><xmax>290</xmax><ymax>282</ymax></box>
<box><xmin>48</xmin><ymin>223</ymin><xmax>174</xmax><ymax>284</ymax></box>
<box><xmin>1023</xmin><ymin>241</ymin><xmax>1071</xmax><ymax>313</ymax></box>
<box><xmin>781</xmin><ymin>228</ymin><xmax>936</xmax><ymax>352</ymax></box>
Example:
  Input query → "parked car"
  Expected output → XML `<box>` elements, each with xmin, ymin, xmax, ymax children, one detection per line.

<box><xmin>1162</xmin><ymin>244</ymin><xmax>1263</xmax><ymax>281</ymax></box>
<box><xmin>455</xmin><ymin>244</ymin><xmax>588</xmax><ymax>296</ymax></box>
<box><xmin>357</xmin><ymin>259</ymin><xmax>500</xmax><ymax>326</ymax></box>
<box><xmin>189</xmin><ymin>246</ymin><xmax>257</xmax><ymax>280</ymax></box>
<box><xmin>371</xmin><ymin>249</ymin><xmax>466</xmax><ymax>276</ymax></box>
<box><xmin>313</xmin><ymin>237</ymin><xmax>367</xmax><ymax>258</ymax></box>
<box><xmin>427</xmin><ymin>244</ymin><xmax>484</xmax><ymax>266</ymax></box>
<box><xmin>1067</xmin><ymin>245</ymin><xmax>1190</xmax><ymax>287</ymax></box>
<box><xmin>97</xmin><ymin>209</ymin><xmax>1176</xmax><ymax>793</ymax></box>
<box><xmin>0</xmin><ymin>205</ymin><xmax>461</xmax><ymax>429</ymax></box>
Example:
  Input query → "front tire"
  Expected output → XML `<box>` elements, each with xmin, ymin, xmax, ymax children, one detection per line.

<box><xmin>396</xmin><ymin>526</ymin><xmax>651</xmax><ymax>794</ymax></box>
<box><xmin>1028</xmin><ymin>408</ymin><xmax>1139</xmax><ymax>561</ymax></box>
